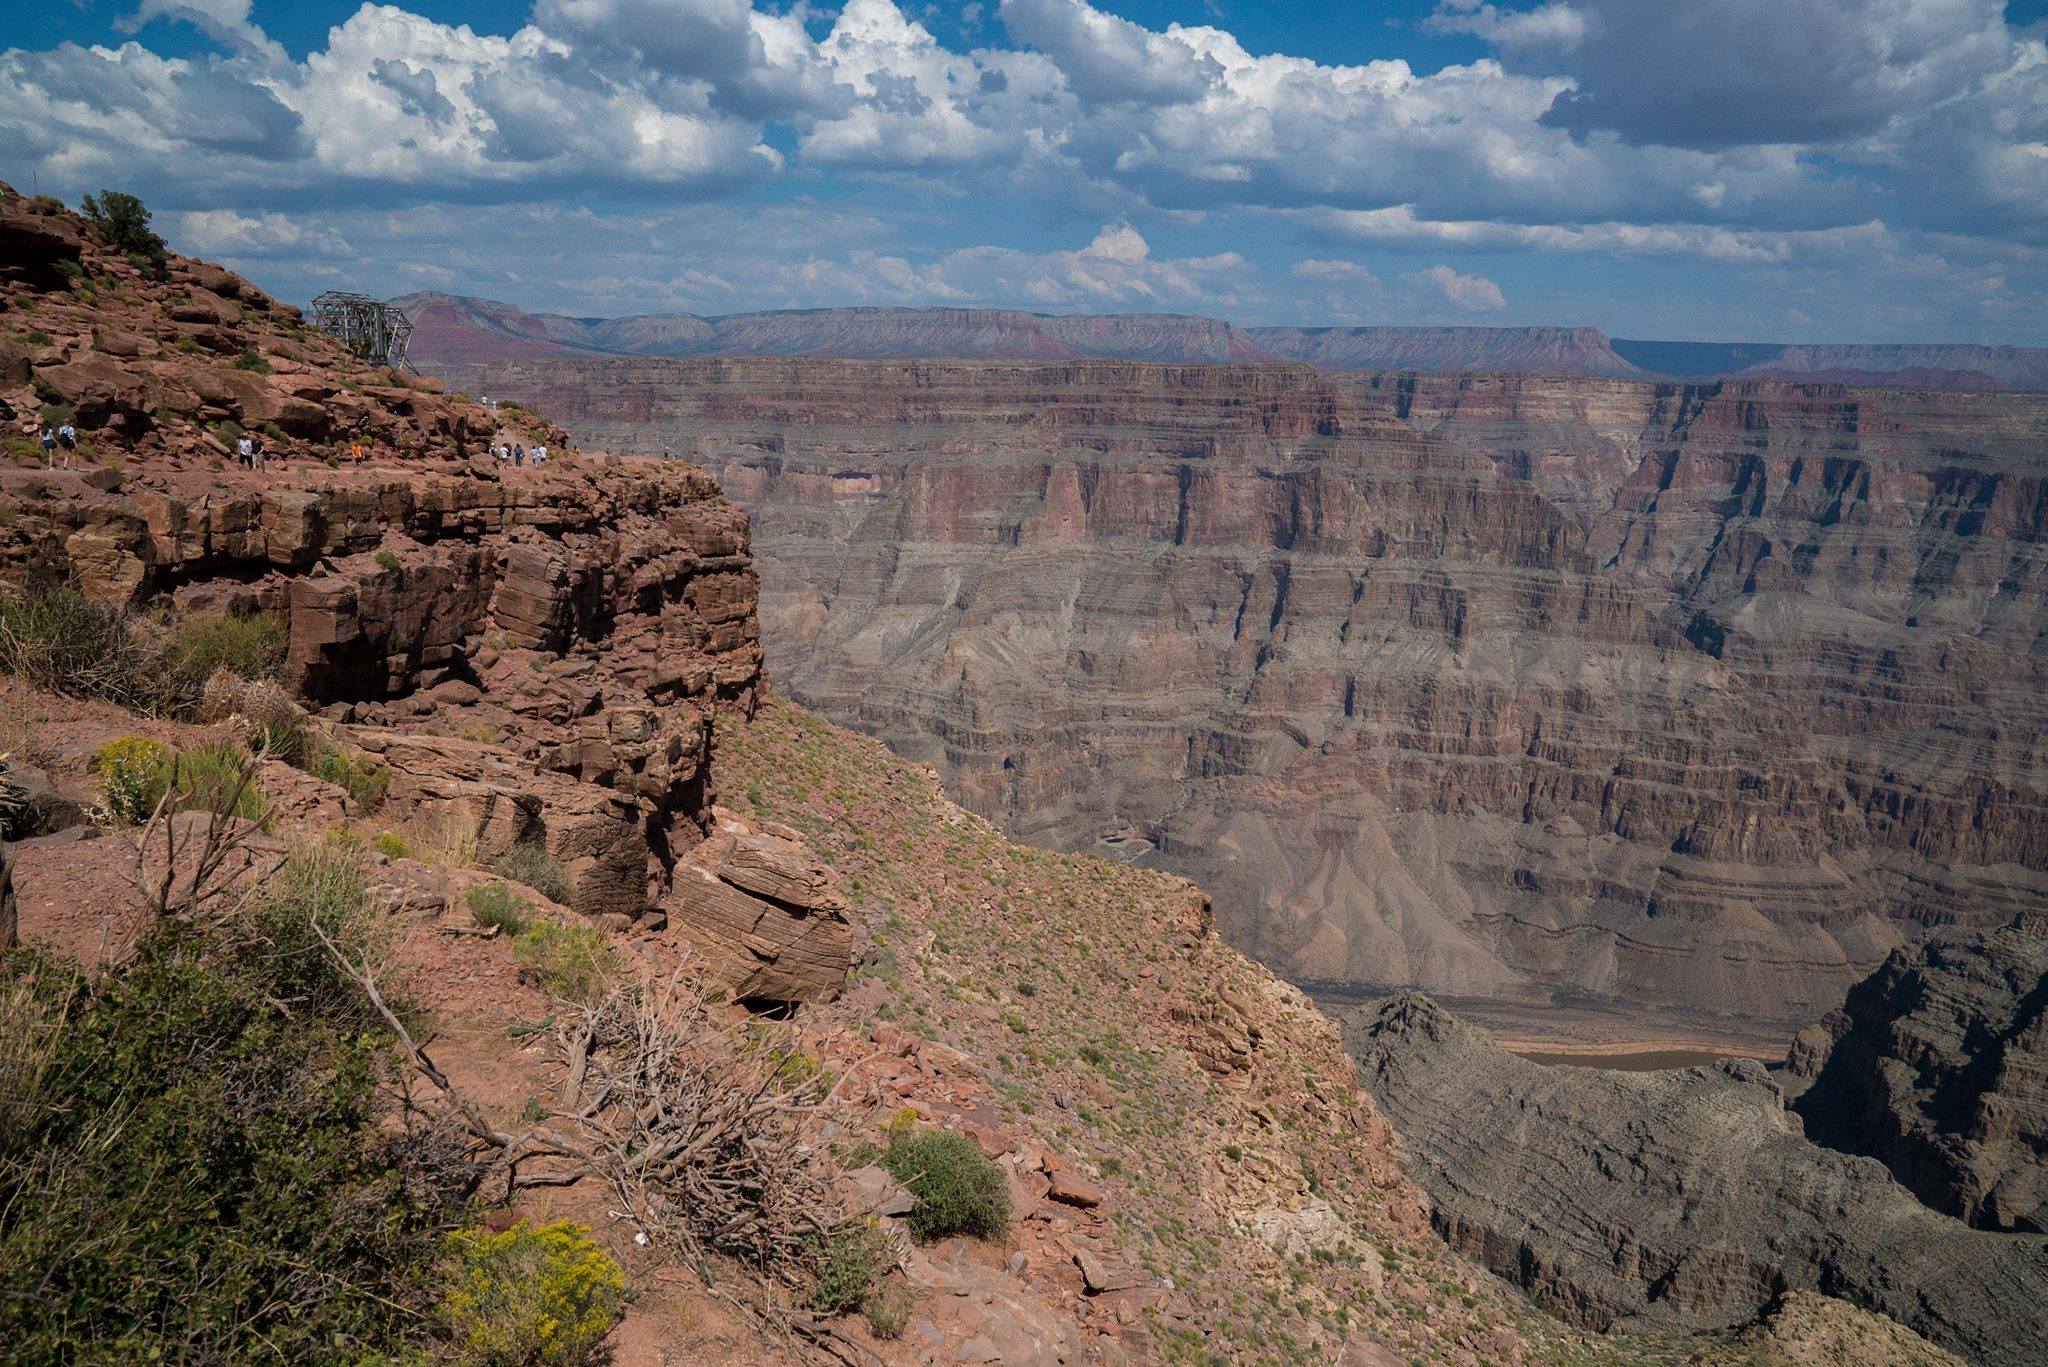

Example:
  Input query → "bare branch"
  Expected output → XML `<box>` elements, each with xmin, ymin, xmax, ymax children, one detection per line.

<box><xmin>306</xmin><ymin>909</ymin><xmax>592</xmax><ymax>1186</ymax></box>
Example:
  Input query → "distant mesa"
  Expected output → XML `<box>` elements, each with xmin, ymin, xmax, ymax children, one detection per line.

<box><xmin>397</xmin><ymin>290</ymin><xmax>2048</xmax><ymax>391</ymax></box>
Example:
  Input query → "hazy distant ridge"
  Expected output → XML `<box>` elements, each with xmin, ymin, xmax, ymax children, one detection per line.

<box><xmin>397</xmin><ymin>292</ymin><xmax>2048</xmax><ymax>389</ymax></box>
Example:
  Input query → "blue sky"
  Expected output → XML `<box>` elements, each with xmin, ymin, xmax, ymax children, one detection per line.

<box><xmin>6</xmin><ymin>1</ymin><xmax>2048</xmax><ymax>342</ymax></box>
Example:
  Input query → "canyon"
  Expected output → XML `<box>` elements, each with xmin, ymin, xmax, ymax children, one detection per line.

<box><xmin>8</xmin><ymin>183</ymin><xmax>2034</xmax><ymax>1364</ymax></box>
<box><xmin>3</xmin><ymin>183</ymin><xmax>1533</xmax><ymax>1364</ymax></box>
<box><xmin>436</xmin><ymin>353</ymin><xmax>2048</xmax><ymax>1035</ymax></box>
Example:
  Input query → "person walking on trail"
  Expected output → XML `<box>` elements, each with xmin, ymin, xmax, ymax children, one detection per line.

<box><xmin>513</xmin><ymin>443</ymin><xmax>525</xmax><ymax>467</ymax></box>
<box><xmin>236</xmin><ymin>435</ymin><xmax>254</xmax><ymax>468</ymax></box>
<box><xmin>39</xmin><ymin>427</ymin><xmax>58</xmax><ymax>466</ymax></box>
<box><xmin>533</xmin><ymin>443</ymin><xmax>547</xmax><ymax>464</ymax></box>
<box><xmin>56</xmin><ymin>423</ymin><xmax>76</xmax><ymax>456</ymax></box>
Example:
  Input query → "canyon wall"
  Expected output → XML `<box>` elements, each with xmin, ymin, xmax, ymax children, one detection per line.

<box><xmin>1346</xmin><ymin>993</ymin><xmax>2048</xmax><ymax>1364</ymax></box>
<box><xmin>449</xmin><ymin>355</ymin><xmax>2048</xmax><ymax>1027</ymax></box>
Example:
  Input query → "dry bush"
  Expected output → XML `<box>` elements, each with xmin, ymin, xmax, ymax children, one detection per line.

<box><xmin>556</xmin><ymin>965</ymin><xmax>843</xmax><ymax>1279</ymax></box>
<box><xmin>0</xmin><ymin>584</ymin><xmax>154</xmax><ymax>709</ymax></box>
<box><xmin>0</xmin><ymin>698</ymin><xmax>51</xmax><ymax>768</ymax></box>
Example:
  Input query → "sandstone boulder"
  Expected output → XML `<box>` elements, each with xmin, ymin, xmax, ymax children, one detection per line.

<box><xmin>0</xmin><ymin>192</ymin><xmax>85</xmax><ymax>287</ymax></box>
<box><xmin>663</xmin><ymin>830</ymin><xmax>852</xmax><ymax>1002</ymax></box>
<box><xmin>33</xmin><ymin>351</ymin><xmax>156</xmax><ymax>428</ymax></box>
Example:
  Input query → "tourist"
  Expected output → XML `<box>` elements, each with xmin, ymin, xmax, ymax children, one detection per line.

<box><xmin>236</xmin><ymin>434</ymin><xmax>254</xmax><ymax>468</ymax></box>
<box><xmin>39</xmin><ymin>427</ymin><xmax>58</xmax><ymax>466</ymax></box>
<box><xmin>250</xmin><ymin>433</ymin><xmax>267</xmax><ymax>471</ymax></box>
<box><xmin>55</xmin><ymin>423</ymin><xmax>76</xmax><ymax>454</ymax></box>
<box><xmin>513</xmin><ymin>443</ymin><xmax>525</xmax><ymax>466</ymax></box>
<box><xmin>533</xmin><ymin>443</ymin><xmax>547</xmax><ymax>464</ymax></box>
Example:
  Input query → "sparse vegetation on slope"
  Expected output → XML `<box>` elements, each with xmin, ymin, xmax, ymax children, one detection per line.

<box><xmin>715</xmin><ymin>699</ymin><xmax>1577</xmax><ymax>1365</ymax></box>
<box><xmin>0</xmin><ymin>847</ymin><xmax>468</xmax><ymax>1362</ymax></box>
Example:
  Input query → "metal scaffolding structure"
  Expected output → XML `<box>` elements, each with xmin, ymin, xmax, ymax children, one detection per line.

<box><xmin>309</xmin><ymin>291</ymin><xmax>414</xmax><ymax>369</ymax></box>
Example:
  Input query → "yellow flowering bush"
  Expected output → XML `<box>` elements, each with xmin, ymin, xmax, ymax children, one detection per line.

<box><xmin>438</xmin><ymin>1220</ymin><xmax>625</xmax><ymax>1366</ymax></box>
<box><xmin>91</xmin><ymin>735</ymin><xmax>172</xmax><ymax>825</ymax></box>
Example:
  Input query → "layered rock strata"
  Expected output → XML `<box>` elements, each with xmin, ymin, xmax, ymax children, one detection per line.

<box><xmin>444</xmin><ymin>355</ymin><xmax>2048</xmax><ymax>1027</ymax></box>
<box><xmin>1788</xmin><ymin>930</ymin><xmax>2048</xmax><ymax>1232</ymax></box>
<box><xmin>0</xmin><ymin>187</ymin><xmax>763</xmax><ymax>932</ymax></box>
<box><xmin>665</xmin><ymin>822</ymin><xmax>854</xmax><ymax>1002</ymax></box>
<box><xmin>1346</xmin><ymin>993</ymin><xmax>2048</xmax><ymax>1365</ymax></box>
<box><xmin>2</xmin><ymin>459</ymin><xmax>762</xmax><ymax>924</ymax></box>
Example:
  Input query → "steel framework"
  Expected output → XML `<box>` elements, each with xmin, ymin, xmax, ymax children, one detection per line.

<box><xmin>309</xmin><ymin>291</ymin><xmax>413</xmax><ymax>369</ymax></box>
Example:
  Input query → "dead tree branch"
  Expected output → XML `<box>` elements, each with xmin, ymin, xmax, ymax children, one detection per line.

<box><xmin>308</xmin><ymin>911</ymin><xmax>592</xmax><ymax>1191</ymax></box>
<box><xmin>555</xmin><ymin>963</ymin><xmax>844</xmax><ymax>1279</ymax></box>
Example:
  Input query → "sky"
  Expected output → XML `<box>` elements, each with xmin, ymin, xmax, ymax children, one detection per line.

<box><xmin>5</xmin><ymin>1</ymin><xmax>2048</xmax><ymax>343</ymax></box>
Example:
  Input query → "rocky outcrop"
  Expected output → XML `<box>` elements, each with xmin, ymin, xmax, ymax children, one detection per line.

<box><xmin>664</xmin><ymin>823</ymin><xmax>854</xmax><ymax>1001</ymax></box>
<box><xmin>0</xmin><ymin>186</ymin><xmax>562</xmax><ymax>466</ymax></box>
<box><xmin>1346</xmin><ymin>993</ymin><xmax>2048</xmax><ymax>1365</ymax></box>
<box><xmin>439</xmin><ymin>355</ymin><xmax>2048</xmax><ymax>1029</ymax></box>
<box><xmin>0</xmin><ymin>189</ymin><xmax>763</xmax><ymax>930</ymax></box>
<box><xmin>1789</xmin><ymin>930</ymin><xmax>2048</xmax><ymax>1233</ymax></box>
<box><xmin>3</xmin><ymin>458</ymin><xmax>762</xmax><ymax>922</ymax></box>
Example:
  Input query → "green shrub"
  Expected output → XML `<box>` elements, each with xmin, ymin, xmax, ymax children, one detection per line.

<box><xmin>864</xmin><ymin>1281</ymin><xmax>913</xmax><ymax>1339</ymax></box>
<box><xmin>438</xmin><ymin>1221</ymin><xmax>624</xmax><ymax>1367</ymax></box>
<box><xmin>172</xmin><ymin>337</ymin><xmax>202</xmax><ymax>354</ymax></box>
<box><xmin>232</xmin><ymin>350</ymin><xmax>273</xmax><ymax>373</ymax></box>
<box><xmin>91</xmin><ymin>734</ymin><xmax>172</xmax><ymax>825</ymax></box>
<box><xmin>312</xmin><ymin>746</ymin><xmax>390</xmax><ymax>811</ymax></box>
<box><xmin>0</xmin><ymin>584</ymin><xmax>153</xmax><ymax>708</ymax></box>
<box><xmin>239</xmin><ymin>842</ymin><xmax>388</xmax><ymax>1021</ymax></box>
<box><xmin>80</xmin><ymin>189</ymin><xmax>166</xmax><ymax>262</ymax></box>
<box><xmin>511</xmin><ymin>920</ymin><xmax>615</xmax><ymax>1003</ymax></box>
<box><xmin>38</xmin><ymin>402</ymin><xmax>73</xmax><ymax>428</ymax></box>
<box><xmin>492</xmin><ymin>841</ymin><xmax>572</xmax><ymax>906</ymax></box>
<box><xmin>161</xmin><ymin>611</ymin><xmax>286</xmax><ymax>697</ymax></box>
<box><xmin>167</xmin><ymin>742</ymin><xmax>270</xmax><ymax>824</ymax></box>
<box><xmin>373</xmin><ymin>831</ymin><xmax>413</xmax><ymax>860</ymax></box>
<box><xmin>809</xmin><ymin>1218</ymin><xmax>894</xmax><ymax>1316</ymax></box>
<box><xmin>876</xmin><ymin>1127</ymin><xmax>1011</xmax><ymax>1242</ymax></box>
<box><xmin>374</xmin><ymin>549</ymin><xmax>403</xmax><ymax>572</ymax></box>
<box><xmin>0</xmin><ymin>923</ymin><xmax>466</xmax><ymax>1361</ymax></box>
<box><xmin>465</xmin><ymin>882</ymin><xmax>531</xmax><ymax>937</ymax></box>
<box><xmin>23</xmin><ymin>330</ymin><xmax>53</xmax><ymax>346</ymax></box>
<box><xmin>92</xmin><ymin>737</ymin><xmax>268</xmax><ymax>828</ymax></box>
